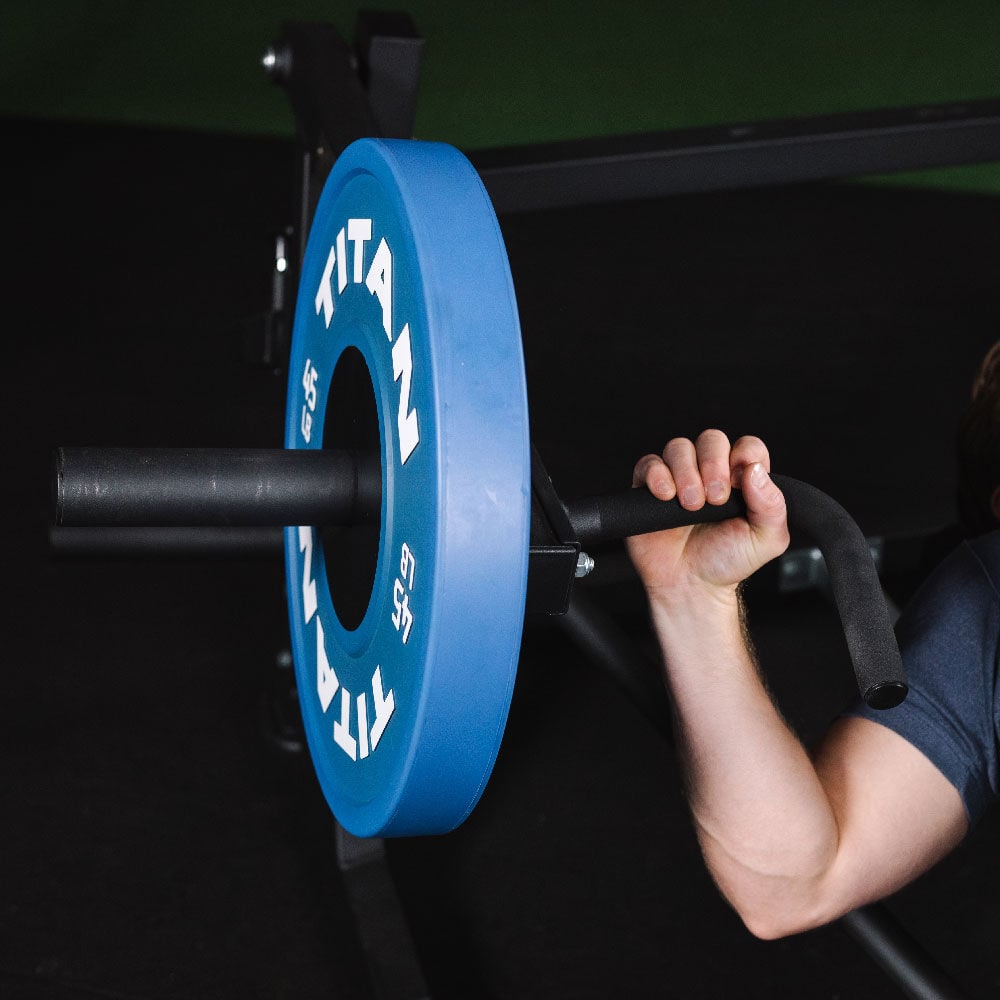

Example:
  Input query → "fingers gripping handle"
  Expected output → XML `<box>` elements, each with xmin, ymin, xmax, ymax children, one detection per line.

<box><xmin>565</xmin><ymin>475</ymin><xmax>907</xmax><ymax>710</ymax></box>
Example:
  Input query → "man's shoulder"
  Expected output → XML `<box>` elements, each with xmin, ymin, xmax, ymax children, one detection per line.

<box><xmin>903</xmin><ymin>531</ymin><xmax>1000</xmax><ymax>629</ymax></box>
<box><xmin>963</xmin><ymin>530</ymin><xmax>1000</xmax><ymax>593</ymax></box>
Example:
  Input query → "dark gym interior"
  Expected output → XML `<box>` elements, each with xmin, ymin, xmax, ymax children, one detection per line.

<box><xmin>4</xmin><ymin>5</ymin><xmax>1000</xmax><ymax>998</ymax></box>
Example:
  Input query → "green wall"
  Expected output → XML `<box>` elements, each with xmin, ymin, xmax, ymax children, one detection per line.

<box><xmin>4</xmin><ymin>1</ymin><xmax>1000</xmax><ymax>192</ymax></box>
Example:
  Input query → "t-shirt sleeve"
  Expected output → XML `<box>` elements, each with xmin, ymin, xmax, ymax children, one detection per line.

<box><xmin>844</xmin><ymin>537</ymin><xmax>1000</xmax><ymax>827</ymax></box>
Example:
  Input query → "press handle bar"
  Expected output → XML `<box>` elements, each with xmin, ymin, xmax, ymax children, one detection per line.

<box><xmin>564</xmin><ymin>475</ymin><xmax>907</xmax><ymax>711</ymax></box>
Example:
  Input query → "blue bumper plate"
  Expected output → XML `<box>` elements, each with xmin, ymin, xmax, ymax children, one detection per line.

<box><xmin>284</xmin><ymin>139</ymin><xmax>531</xmax><ymax>837</ymax></box>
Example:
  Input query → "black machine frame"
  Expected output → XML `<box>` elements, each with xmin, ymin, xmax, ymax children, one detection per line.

<box><xmin>262</xmin><ymin>13</ymin><xmax>997</xmax><ymax>1000</ymax></box>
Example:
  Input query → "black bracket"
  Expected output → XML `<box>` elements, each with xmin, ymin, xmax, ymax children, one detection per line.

<box><xmin>244</xmin><ymin>14</ymin><xmax>424</xmax><ymax>370</ymax></box>
<box><xmin>526</xmin><ymin>446</ymin><xmax>582</xmax><ymax>616</ymax></box>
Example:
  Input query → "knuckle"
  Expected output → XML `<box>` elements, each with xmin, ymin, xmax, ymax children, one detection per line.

<box><xmin>696</xmin><ymin>427</ymin><xmax>730</xmax><ymax>448</ymax></box>
<box><xmin>633</xmin><ymin>454</ymin><xmax>676</xmax><ymax>497</ymax></box>
<box><xmin>695</xmin><ymin>430</ymin><xmax>732</xmax><ymax>493</ymax></box>
<box><xmin>632</xmin><ymin>457</ymin><xmax>655</xmax><ymax>487</ymax></box>
<box><xmin>633</xmin><ymin>453</ymin><xmax>658</xmax><ymax>476</ymax></box>
<box><xmin>695</xmin><ymin>428</ymin><xmax>731</xmax><ymax>463</ymax></box>
<box><xmin>733</xmin><ymin>434</ymin><xmax>770</xmax><ymax>467</ymax></box>
<box><xmin>662</xmin><ymin>438</ymin><xmax>697</xmax><ymax>475</ymax></box>
<box><xmin>663</xmin><ymin>436</ymin><xmax>694</xmax><ymax>459</ymax></box>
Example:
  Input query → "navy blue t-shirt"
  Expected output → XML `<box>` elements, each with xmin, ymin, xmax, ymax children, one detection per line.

<box><xmin>848</xmin><ymin>531</ymin><xmax>1000</xmax><ymax>826</ymax></box>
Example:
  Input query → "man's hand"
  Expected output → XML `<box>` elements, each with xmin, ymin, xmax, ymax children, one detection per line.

<box><xmin>626</xmin><ymin>429</ymin><xmax>790</xmax><ymax>602</ymax></box>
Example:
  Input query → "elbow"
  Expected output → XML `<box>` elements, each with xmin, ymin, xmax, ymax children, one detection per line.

<box><xmin>700</xmin><ymin>838</ymin><xmax>846</xmax><ymax>940</ymax></box>
<box><xmin>711</xmin><ymin>865</ymin><xmax>843</xmax><ymax>940</ymax></box>
<box><xmin>729</xmin><ymin>893</ymin><xmax>843</xmax><ymax>942</ymax></box>
<box><xmin>739</xmin><ymin>909</ymin><xmax>816</xmax><ymax>942</ymax></box>
<box><xmin>696</xmin><ymin>824</ymin><xmax>852</xmax><ymax>940</ymax></box>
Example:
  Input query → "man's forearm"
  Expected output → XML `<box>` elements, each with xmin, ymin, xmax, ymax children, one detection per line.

<box><xmin>648</xmin><ymin>587</ymin><xmax>841</xmax><ymax>938</ymax></box>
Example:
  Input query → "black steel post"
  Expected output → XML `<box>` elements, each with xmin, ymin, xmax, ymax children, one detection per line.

<box><xmin>472</xmin><ymin>99</ymin><xmax>1000</xmax><ymax>213</ymax></box>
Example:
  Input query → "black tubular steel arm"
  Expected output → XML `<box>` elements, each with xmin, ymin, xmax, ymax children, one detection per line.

<box><xmin>52</xmin><ymin>447</ymin><xmax>381</xmax><ymax>528</ymax></box>
<box><xmin>563</xmin><ymin>475</ymin><xmax>907</xmax><ymax>711</ymax></box>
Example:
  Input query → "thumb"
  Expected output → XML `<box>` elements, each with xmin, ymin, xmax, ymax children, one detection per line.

<box><xmin>742</xmin><ymin>463</ymin><xmax>790</xmax><ymax>558</ymax></box>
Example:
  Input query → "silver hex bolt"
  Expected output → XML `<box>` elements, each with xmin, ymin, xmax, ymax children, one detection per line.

<box><xmin>261</xmin><ymin>45</ymin><xmax>291</xmax><ymax>82</ymax></box>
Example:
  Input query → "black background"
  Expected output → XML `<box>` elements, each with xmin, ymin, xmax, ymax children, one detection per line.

<box><xmin>4</xmin><ymin>113</ymin><xmax>1000</xmax><ymax>999</ymax></box>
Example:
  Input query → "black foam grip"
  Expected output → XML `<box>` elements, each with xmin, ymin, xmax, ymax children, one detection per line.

<box><xmin>775</xmin><ymin>476</ymin><xmax>906</xmax><ymax>710</ymax></box>
<box><xmin>565</xmin><ymin>488</ymin><xmax>746</xmax><ymax>542</ymax></box>
<box><xmin>564</xmin><ymin>476</ymin><xmax>907</xmax><ymax>710</ymax></box>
